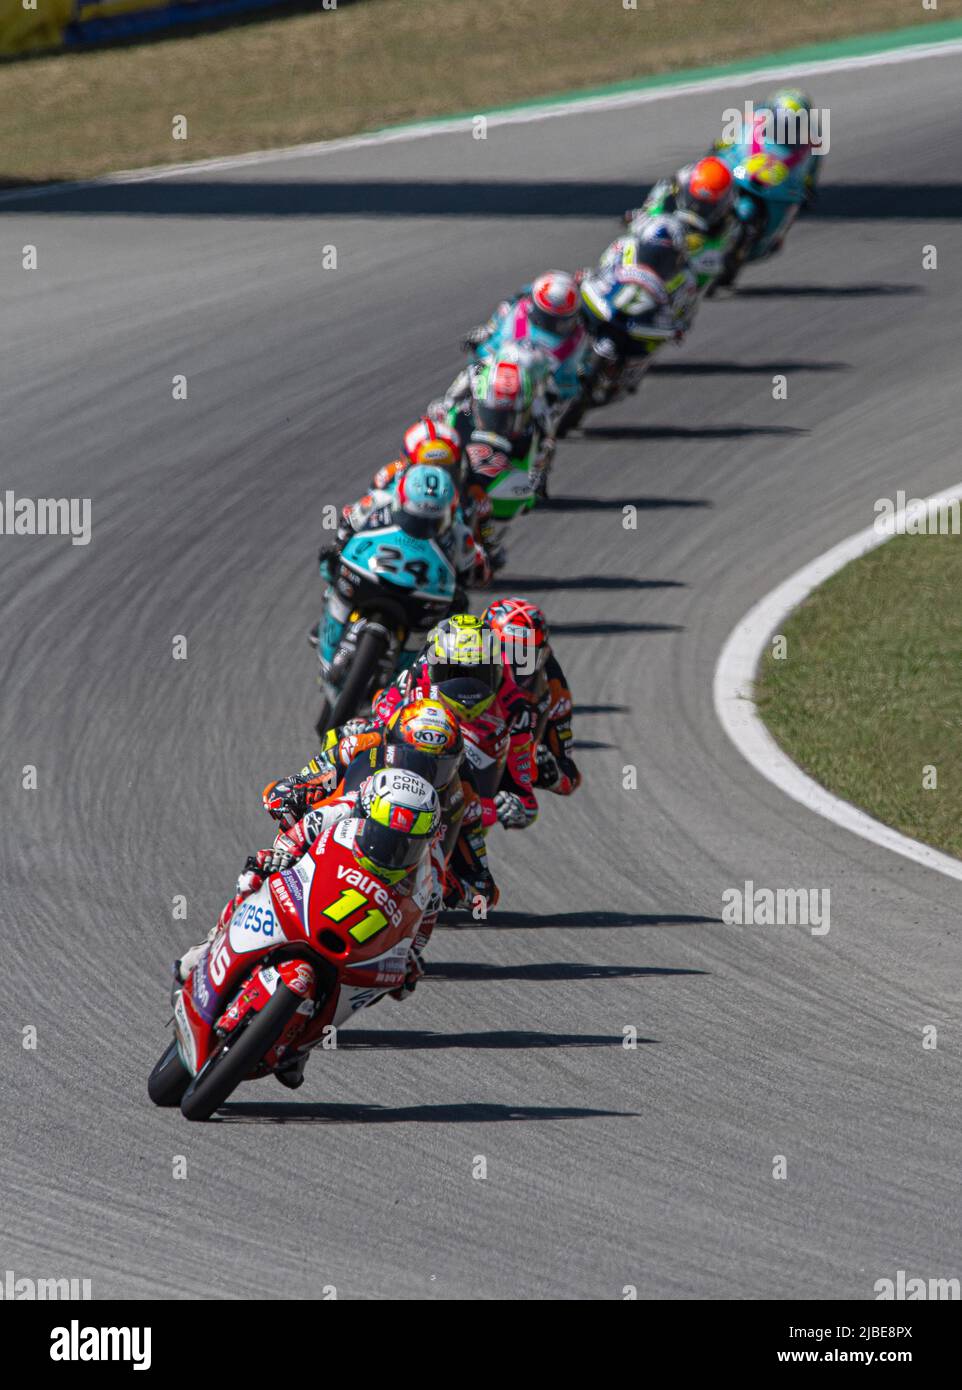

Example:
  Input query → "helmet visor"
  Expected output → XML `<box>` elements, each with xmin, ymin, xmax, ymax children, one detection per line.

<box><xmin>431</xmin><ymin>669</ymin><xmax>500</xmax><ymax>721</ymax></box>
<box><xmin>355</xmin><ymin>817</ymin><xmax>428</xmax><ymax>884</ymax></box>
<box><xmin>398</xmin><ymin>508</ymin><xmax>447</xmax><ymax>541</ymax></box>
<box><xmin>475</xmin><ymin>402</ymin><xmax>528</xmax><ymax>438</ymax></box>
<box><xmin>528</xmin><ymin>301</ymin><xmax>580</xmax><ymax>339</ymax></box>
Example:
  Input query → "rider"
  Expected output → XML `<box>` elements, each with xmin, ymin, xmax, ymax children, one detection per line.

<box><xmin>433</xmin><ymin>342</ymin><xmax>558</xmax><ymax>509</ymax></box>
<box><xmin>760</xmin><ymin>88</ymin><xmax>822</xmax><ymax>204</ymax></box>
<box><xmin>265</xmin><ymin>695</ymin><xmax>499</xmax><ymax>912</ymax></box>
<box><xmin>373</xmin><ymin>609</ymin><xmax>554</xmax><ymax>852</ymax></box>
<box><xmin>313</xmin><ymin>462</ymin><xmax>490</xmax><ymax>653</ymax></box>
<box><xmin>625</xmin><ymin>157</ymin><xmax>740</xmax><ymax>296</ymax></box>
<box><xmin>175</xmin><ymin>767</ymin><xmax>443</xmax><ymax>1087</ymax></box>
<box><xmin>713</xmin><ymin>87</ymin><xmax>822</xmax><ymax>205</ymax></box>
<box><xmin>368</xmin><ymin>613</ymin><xmax>531</xmax><ymax>906</ymax></box>
<box><xmin>369</xmin><ymin>415</ymin><xmax>464</xmax><ymax>493</ymax></box>
<box><xmin>458</xmin><ymin>271</ymin><xmax>590</xmax><ymax>438</ymax></box>
<box><xmin>483</xmin><ymin>596</ymin><xmax>582</xmax><ymax>802</ymax></box>
<box><xmin>596</xmin><ymin>214</ymin><xmax>700</xmax><ymax>342</ymax></box>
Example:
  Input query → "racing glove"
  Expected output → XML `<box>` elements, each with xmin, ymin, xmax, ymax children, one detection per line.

<box><xmin>460</xmin><ymin>324</ymin><xmax>490</xmax><ymax>352</ymax></box>
<box><xmin>534</xmin><ymin>743</ymin><xmax>562</xmax><ymax>790</ymax></box>
<box><xmin>395</xmin><ymin>947</ymin><xmax>425</xmax><ymax>999</ymax></box>
<box><xmin>494</xmin><ymin>790</ymin><xmax>528</xmax><ymax>829</ymax></box>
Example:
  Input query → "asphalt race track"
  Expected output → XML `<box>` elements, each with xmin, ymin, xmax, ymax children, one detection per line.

<box><xmin>2</xmin><ymin>53</ymin><xmax>961</xmax><ymax>1300</ymax></box>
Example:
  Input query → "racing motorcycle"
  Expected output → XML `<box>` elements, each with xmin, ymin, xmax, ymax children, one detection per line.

<box><xmin>148</xmin><ymin>819</ymin><xmax>436</xmax><ymax>1121</ymax></box>
<box><xmin>712</xmin><ymin>144</ymin><xmax>809</xmax><ymax>288</ymax></box>
<box><xmin>315</xmin><ymin>524</ymin><xmax>463</xmax><ymax>737</ymax></box>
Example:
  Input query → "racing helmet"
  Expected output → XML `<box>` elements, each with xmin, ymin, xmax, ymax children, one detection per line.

<box><xmin>354</xmin><ymin>768</ymin><xmax>440</xmax><ymax>885</ymax></box>
<box><xmin>471</xmin><ymin>348</ymin><xmax>536</xmax><ymax>439</ymax></box>
<box><xmin>763</xmin><ymin>88</ymin><xmax>813</xmax><ymax>151</ymax></box>
<box><xmin>483</xmin><ymin>596</ymin><xmax>551</xmax><ymax>691</ymax></box>
<box><xmin>676</xmin><ymin>157</ymin><xmax>735</xmax><ymax>230</ymax></box>
<box><xmin>528</xmin><ymin>271</ymin><xmax>581</xmax><ymax>338</ymax></box>
<box><xmin>634</xmin><ymin>215</ymin><xmax>687</xmax><ymax>283</ymax></box>
<box><xmin>384</xmin><ymin>697</ymin><xmax>463</xmax><ymax>790</ymax></box>
<box><xmin>420</xmin><ymin>614</ymin><xmax>503</xmax><ymax>721</ymax></box>
<box><xmin>392</xmin><ymin>464</ymin><xmax>457</xmax><ymax>540</ymax></box>
<box><xmin>402</xmin><ymin>416</ymin><xmax>462</xmax><ymax>472</ymax></box>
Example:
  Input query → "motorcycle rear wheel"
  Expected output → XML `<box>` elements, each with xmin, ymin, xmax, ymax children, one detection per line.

<box><xmin>179</xmin><ymin>982</ymin><xmax>304</xmax><ymax>1122</ymax></box>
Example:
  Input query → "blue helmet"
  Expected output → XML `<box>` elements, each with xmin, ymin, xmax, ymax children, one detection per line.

<box><xmin>393</xmin><ymin>464</ymin><xmax>456</xmax><ymax>539</ymax></box>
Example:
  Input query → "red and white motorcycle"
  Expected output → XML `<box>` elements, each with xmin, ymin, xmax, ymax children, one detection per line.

<box><xmin>148</xmin><ymin>817</ymin><xmax>441</xmax><ymax>1121</ymax></box>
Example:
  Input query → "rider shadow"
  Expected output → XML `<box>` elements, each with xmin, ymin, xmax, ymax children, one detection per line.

<box><xmin>649</xmin><ymin>359</ymin><xmax>851</xmax><ymax>375</ymax></box>
<box><xmin>809</xmin><ymin>183</ymin><xmax>962</xmax><ymax>220</ymax></box>
<box><xmin>442</xmin><ymin>910</ymin><xmax>718</xmax><ymax>929</ymax></box>
<box><xmin>425</xmin><ymin>962</ymin><xmax>705</xmax><ymax>982</ymax></box>
<box><xmin>497</xmin><ymin>574</ymin><xmax>685</xmax><ymax>592</ymax></box>
<box><xmin>543</xmin><ymin>495</ymin><xmax>711</xmax><ymax>512</ymax></box>
<box><xmin>548</xmin><ymin>620</ymin><xmax>682</xmax><ymax>636</ymax></box>
<box><xmin>582</xmin><ymin>424</ymin><xmax>808</xmax><ymax>441</ymax></box>
<box><xmin>339</xmin><ymin>1029</ymin><xmax>649</xmax><ymax>1050</ymax></box>
<box><xmin>215</xmin><ymin>1099</ymin><xmax>639</xmax><ymax>1125</ymax></box>
<box><xmin>733</xmin><ymin>284</ymin><xmax>922</xmax><ymax>298</ymax></box>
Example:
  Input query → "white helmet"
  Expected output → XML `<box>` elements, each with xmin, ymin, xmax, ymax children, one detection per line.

<box><xmin>355</xmin><ymin>768</ymin><xmax>441</xmax><ymax>884</ymax></box>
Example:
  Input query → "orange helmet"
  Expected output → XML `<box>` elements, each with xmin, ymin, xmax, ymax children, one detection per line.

<box><xmin>385</xmin><ymin>697</ymin><xmax>463</xmax><ymax>789</ymax></box>
<box><xmin>483</xmin><ymin>596</ymin><xmax>550</xmax><ymax>689</ymax></box>
<box><xmin>678</xmin><ymin>157</ymin><xmax>735</xmax><ymax>230</ymax></box>
<box><xmin>402</xmin><ymin>417</ymin><xmax>462</xmax><ymax>471</ymax></box>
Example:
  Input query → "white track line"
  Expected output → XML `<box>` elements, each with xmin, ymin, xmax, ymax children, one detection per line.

<box><xmin>2</xmin><ymin>35</ymin><xmax>961</xmax><ymax>206</ymax></box>
<box><xmin>714</xmin><ymin>485</ymin><xmax>962</xmax><ymax>882</ymax></box>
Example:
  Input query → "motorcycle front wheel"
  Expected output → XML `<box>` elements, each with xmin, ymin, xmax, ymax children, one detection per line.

<box><xmin>317</xmin><ymin>624</ymin><xmax>392</xmax><ymax>737</ymax></box>
<box><xmin>180</xmin><ymin>981</ymin><xmax>305</xmax><ymax>1122</ymax></box>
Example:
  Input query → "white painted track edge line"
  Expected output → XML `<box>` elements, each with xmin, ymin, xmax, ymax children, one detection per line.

<box><xmin>2</xmin><ymin>36</ymin><xmax>962</xmax><ymax>206</ymax></box>
<box><xmin>713</xmin><ymin>482</ymin><xmax>962</xmax><ymax>882</ymax></box>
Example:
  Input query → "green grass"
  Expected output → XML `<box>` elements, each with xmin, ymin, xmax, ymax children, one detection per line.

<box><xmin>3</xmin><ymin>0</ymin><xmax>961</xmax><ymax>184</ymax></box>
<box><xmin>757</xmin><ymin>533</ymin><xmax>962</xmax><ymax>859</ymax></box>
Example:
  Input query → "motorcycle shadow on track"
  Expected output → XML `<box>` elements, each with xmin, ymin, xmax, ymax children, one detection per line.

<box><xmin>732</xmin><ymin>283</ymin><xmax>922</xmax><ymax>299</ymax></box>
<box><xmin>499</xmin><ymin>574</ymin><xmax>685</xmax><ymax>592</ymax></box>
<box><xmin>540</xmin><ymin>494</ymin><xmax>710</xmax><ymax>512</ymax></box>
<box><xmin>443</xmin><ymin>910</ymin><xmax>718</xmax><ymax>929</ymax></box>
<box><xmin>649</xmin><ymin>359</ymin><xmax>851</xmax><ymax>376</ymax></box>
<box><xmin>548</xmin><ymin>620</ymin><xmax>681</xmax><ymax>636</ymax></box>
<box><xmin>582</xmin><ymin>423</ymin><xmax>808</xmax><ymax>442</ymax></box>
<box><xmin>214</xmin><ymin>1100</ymin><xmax>639</xmax><ymax>1125</ymax></box>
<box><xmin>339</xmin><ymin>1029</ymin><xmax>648</xmax><ymax>1050</ymax></box>
<box><xmin>424</xmin><ymin>962</ymin><xmax>705</xmax><ymax>982</ymax></box>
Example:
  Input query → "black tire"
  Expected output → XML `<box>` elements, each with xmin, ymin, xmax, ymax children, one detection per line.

<box><xmin>147</xmin><ymin>1039</ymin><xmax>190</xmax><ymax>1107</ymax></box>
<box><xmin>325</xmin><ymin>625</ymin><xmax>390</xmax><ymax>733</ymax></box>
<box><xmin>179</xmin><ymin>982</ymin><xmax>304</xmax><ymax>1122</ymax></box>
<box><xmin>314</xmin><ymin>694</ymin><xmax>333</xmax><ymax>741</ymax></box>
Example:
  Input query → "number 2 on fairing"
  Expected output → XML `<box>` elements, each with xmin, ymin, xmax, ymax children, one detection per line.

<box><xmin>321</xmin><ymin>888</ymin><xmax>388</xmax><ymax>943</ymax></box>
<box><xmin>373</xmin><ymin>545</ymin><xmax>431</xmax><ymax>587</ymax></box>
